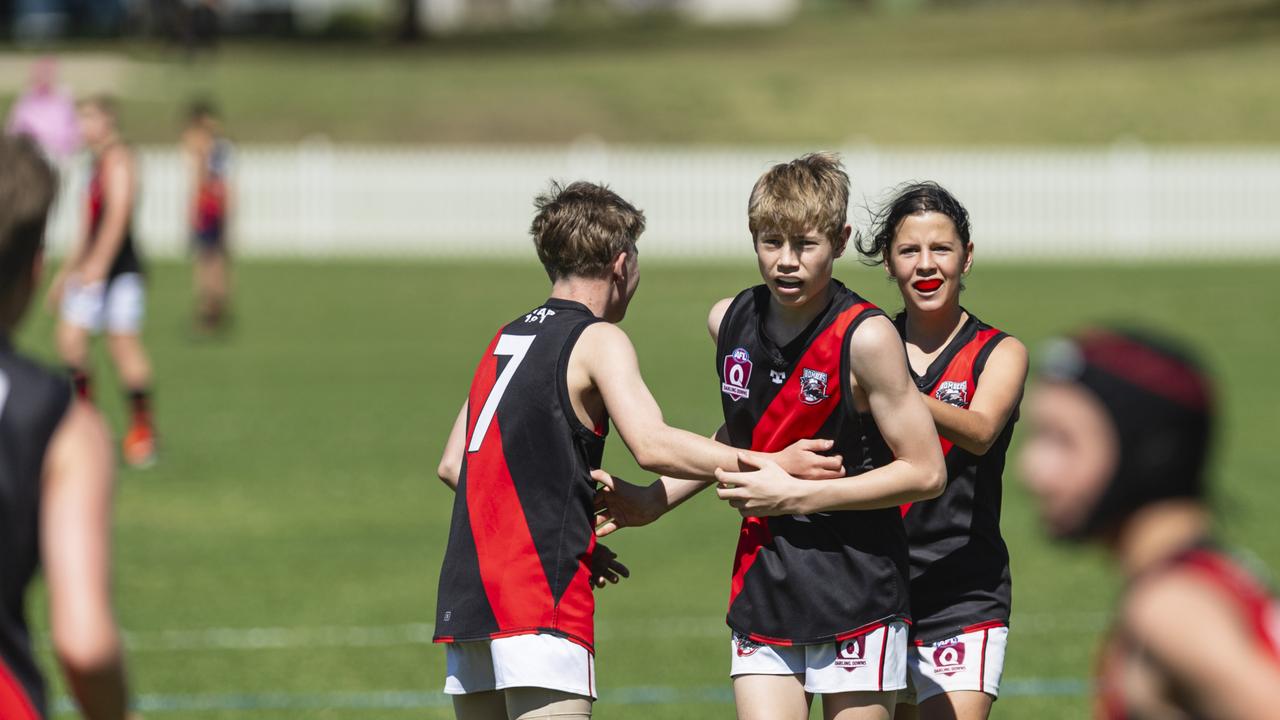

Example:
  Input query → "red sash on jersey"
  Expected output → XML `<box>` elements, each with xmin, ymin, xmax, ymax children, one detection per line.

<box><xmin>459</xmin><ymin>330</ymin><xmax>597</xmax><ymax>648</ymax></box>
<box><xmin>728</xmin><ymin>302</ymin><xmax>875</xmax><ymax>625</ymax></box>
<box><xmin>898</xmin><ymin>327</ymin><xmax>1003</xmax><ymax>517</ymax></box>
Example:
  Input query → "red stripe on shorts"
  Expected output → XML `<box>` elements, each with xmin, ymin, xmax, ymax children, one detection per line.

<box><xmin>978</xmin><ymin>628</ymin><xmax>989</xmax><ymax>692</ymax></box>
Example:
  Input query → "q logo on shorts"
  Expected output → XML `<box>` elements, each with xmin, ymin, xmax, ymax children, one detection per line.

<box><xmin>933</xmin><ymin>639</ymin><xmax>967</xmax><ymax>677</ymax></box>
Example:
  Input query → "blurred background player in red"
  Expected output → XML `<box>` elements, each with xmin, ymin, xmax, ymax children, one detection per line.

<box><xmin>859</xmin><ymin>183</ymin><xmax>1026</xmax><ymax>720</ymax></box>
<box><xmin>1020</xmin><ymin>327</ymin><xmax>1280</xmax><ymax>719</ymax></box>
<box><xmin>181</xmin><ymin>99</ymin><xmax>233</xmax><ymax>335</ymax></box>
<box><xmin>45</xmin><ymin>95</ymin><xmax>157</xmax><ymax>468</ymax></box>
<box><xmin>0</xmin><ymin>135</ymin><xmax>133</xmax><ymax>720</ymax></box>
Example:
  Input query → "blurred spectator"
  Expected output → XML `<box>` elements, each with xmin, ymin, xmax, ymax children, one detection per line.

<box><xmin>5</xmin><ymin>57</ymin><xmax>80</xmax><ymax>162</ymax></box>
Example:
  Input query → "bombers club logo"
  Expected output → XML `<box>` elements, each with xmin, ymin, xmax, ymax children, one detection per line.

<box><xmin>835</xmin><ymin>636</ymin><xmax>867</xmax><ymax>672</ymax></box>
<box><xmin>799</xmin><ymin>368</ymin><xmax>830</xmax><ymax>405</ymax></box>
<box><xmin>722</xmin><ymin>348</ymin><xmax>753</xmax><ymax>402</ymax></box>
<box><xmin>932</xmin><ymin>638</ymin><xmax>967</xmax><ymax>677</ymax></box>
<box><xmin>935</xmin><ymin>380</ymin><xmax>969</xmax><ymax>407</ymax></box>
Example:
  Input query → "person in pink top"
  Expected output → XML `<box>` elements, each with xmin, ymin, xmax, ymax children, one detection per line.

<box><xmin>6</xmin><ymin>58</ymin><xmax>81</xmax><ymax>162</ymax></box>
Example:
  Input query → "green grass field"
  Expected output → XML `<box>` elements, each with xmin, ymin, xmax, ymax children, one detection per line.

<box><xmin>13</xmin><ymin>258</ymin><xmax>1280</xmax><ymax>719</ymax></box>
<box><xmin>5</xmin><ymin>0</ymin><xmax>1280</xmax><ymax>145</ymax></box>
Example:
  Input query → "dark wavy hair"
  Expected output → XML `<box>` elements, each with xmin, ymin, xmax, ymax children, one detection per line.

<box><xmin>857</xmin><ymin>182</ymin><xmax>971</xmax><ymax>266</ymax></box>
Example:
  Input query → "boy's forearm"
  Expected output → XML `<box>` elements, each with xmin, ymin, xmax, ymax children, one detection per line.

<box><xmin>798</xmin><ymin>460</ymin><xmax>942</xmax><ymax>513</ymax></box>
<box><xmin>655</xmin><ymin>475</ymin><xmax>713</xmax><ymax>512</ymax></box>
<box><xmin>632</xmin><ymin>426</ymin><xmax>739</xmax><ymax>481</ymax></box>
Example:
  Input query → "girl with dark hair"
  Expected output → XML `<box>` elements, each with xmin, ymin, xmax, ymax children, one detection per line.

<box><xmin>861</xmin><ymin>183</ymin><xmax>1028</xmax><ymax>720</ymax></box>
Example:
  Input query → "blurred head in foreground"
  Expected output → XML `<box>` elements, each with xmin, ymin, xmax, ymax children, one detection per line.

<box><xmin>0</xmin><ymin>135</ymin><xmax>57</xmax><ymax>332</ymax></box>
<box><xmin>1019</xmin><ymin>326</ymin><xmax>1213</xmax><ymax>542</ymax></box>
<box><xmin>1020</xmin><ymin>326</ymin><xmax>1280</xmax><ymax>718</ymax></box>
<box><xmin>530</xmin><ymin>180</ymin><xmax>645</xmax><ymax>323</ymax></box>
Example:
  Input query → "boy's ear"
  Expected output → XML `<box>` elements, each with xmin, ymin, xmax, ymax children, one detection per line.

<box><xmin>611</xmin><ymin>250</ymin><xmax>629</xmax><ymax>279</ymax></box>
<box><xmin>833</xmin><ymin>224</ymin><xmax>852</xmax><ymax>259</ymax></box>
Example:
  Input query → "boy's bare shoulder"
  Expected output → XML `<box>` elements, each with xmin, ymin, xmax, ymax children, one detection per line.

<box><xmin>708</xmin><ymin>297</ymin><xmax>735</xmax><ymax>340</ymax></box>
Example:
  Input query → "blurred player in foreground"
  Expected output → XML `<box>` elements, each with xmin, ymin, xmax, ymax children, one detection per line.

<box><xmin>597</xmin><ymin>154</ymin><xmax>946</xmax><ymax>720</ymax></box>
<box><xmin>1021</xmin><ymin>327</ymin><xmax>1280</xmax><ymax>719</ymax></box>
<box><xmin>181</xmin><ymin>100</ymin><xmax>232</xmax><ymax>335</ymax></box>
<box><xmin>0</xmin><ymin>136</ymin><xmax>132</xmax><ymax>719</ymax></box>
<box><xmin>433</xmin><ymin>181</ymin><xmax>843</xmax><ymax>720</ymax></box>
<box><xmin>860</xmin><ymin>183</ymin><xmax>1025</xmax><ymax>720</ymax></box>
<box><xmin>46</xmin><ymin>95</ymin><xmax>156</xmax><ymax>468</ymax></box>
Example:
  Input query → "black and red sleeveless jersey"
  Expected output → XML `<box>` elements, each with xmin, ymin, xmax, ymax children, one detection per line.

<box><xmin>1098</xmin><ymin>543</ymin><xmax>1280</xmax><ymax>720</ymax></box>
<box><xmin>717</xmin><ymin>281</ymin><xmax>910</xmax><ymax>645</ymax></box>
<box><xmin>87</xmin><ymin>149</ymin><xmax>142</xmax><ymax>279</ymax></box>
<box><xmin>1</xmin><ymin>336</ymin><xmax>73</xmax><ymax>719</ymax></box>
<box><xmin>895</xmin><ymin>312</ymin><xmax>1015</xmax><ymax>644</ymax></box>
<box><xmin>434</xmin><ymin>299</ymin><xmax>608</xmax><ymax>651</ymax></box>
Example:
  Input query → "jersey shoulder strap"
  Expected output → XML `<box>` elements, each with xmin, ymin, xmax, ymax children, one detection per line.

<box><xmin>715</xmin><ymin>285</ymin><xmax>765</xmax><ymax>361</ymax></box>
<box><xmin>968</xmin><ymin>316</ymin><xmax>1012</xmax><ymax>384</ymax></box>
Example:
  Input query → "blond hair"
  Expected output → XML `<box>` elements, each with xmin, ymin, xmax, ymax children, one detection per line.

<box><xmin>748</xmin><ymin>152</ymin><xmax>849</xmax><ymax>245</ymax></box>
<box><xmin>530</xmin><ymin>181</ymin><xmax>646</xmax><ymax>281</ymax></box>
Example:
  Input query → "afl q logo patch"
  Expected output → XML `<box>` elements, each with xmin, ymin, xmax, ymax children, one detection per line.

<box><xmin>799</xmin><ymin>368</ymin><xmax>830</xmax><ymax>405</ymax></box>
<box><xmin>933</xmin><ymin>638</ymin><xmax>967</xmax><ymax>677</ymax></box>
<box><xmin>722</xmin><ymin>348</ymin><xmax>753</xmax><ymax>402</ymax></box>
<box><xmin>834</xmin><ymin>635</ymin><xmax>868</xmax><ymax>671</ymax></box>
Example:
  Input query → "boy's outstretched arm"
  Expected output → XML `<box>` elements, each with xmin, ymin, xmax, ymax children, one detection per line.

<box><xmin>716</xmin><ymin>316</ymin><xmax>946</xmax><ymax>516</ymax></box>
<box><xmin>577</xmin><ymin>322</ymin><xmax>842</xmax><ymax>482</ymax></box>
<box><xmin>592</xmin><ymin>426</ymin><xmax>756</xmax><ymax>538</ymax></box>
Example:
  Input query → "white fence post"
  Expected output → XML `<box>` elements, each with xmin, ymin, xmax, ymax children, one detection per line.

<box><xmin>1107</xmin><ymin>139</ymin><xmax>1153</xmax><ymax>258</ymax></box>
<box><xmin>297</xmin><ymin>137</ymin><xmax>336</xmax><ymax>256</ymax></box>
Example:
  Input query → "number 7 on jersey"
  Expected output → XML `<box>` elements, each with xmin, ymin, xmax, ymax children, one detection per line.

<box><xmin>467</xmin><ymin>334</ymin><xmax>536</xmax><ymax>453</ymax></box>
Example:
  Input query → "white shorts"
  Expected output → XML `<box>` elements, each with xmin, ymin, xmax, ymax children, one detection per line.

<box><xmin>444</xmin><ymin>634</ymin><xmax>596</xmax><ymax>700</ymax></box>
<box><xmin>899</xmin><ymin>626</ymin><xmax>1008</xmax><ymax>705</ymax></box>
<box><xmin>729</xmin><ymin>621</ymin><xmax>909</xmax><ymax>694</ymax></box>
<box><xmin>60</xmin><ymin>272</ymin><xmax>145</xmax><ymax>334</ymax></box>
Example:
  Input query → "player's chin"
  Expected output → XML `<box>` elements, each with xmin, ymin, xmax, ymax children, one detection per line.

<box><xmin>906</xmin><ymin>289</ymin><xmax>949</xmax><ymax>312</ymax></box>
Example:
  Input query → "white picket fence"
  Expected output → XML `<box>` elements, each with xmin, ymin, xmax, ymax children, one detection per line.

<box><xmin>44</xmin><ymin>142</ymin><xmax>1280</xmax><ymax>261</ymax></box>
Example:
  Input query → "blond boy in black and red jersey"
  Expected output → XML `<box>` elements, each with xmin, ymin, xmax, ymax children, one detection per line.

<box><xmin>595</xmin><ymin>154</ymin><xmax>946</xmax><ymax>720</ymax></box>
